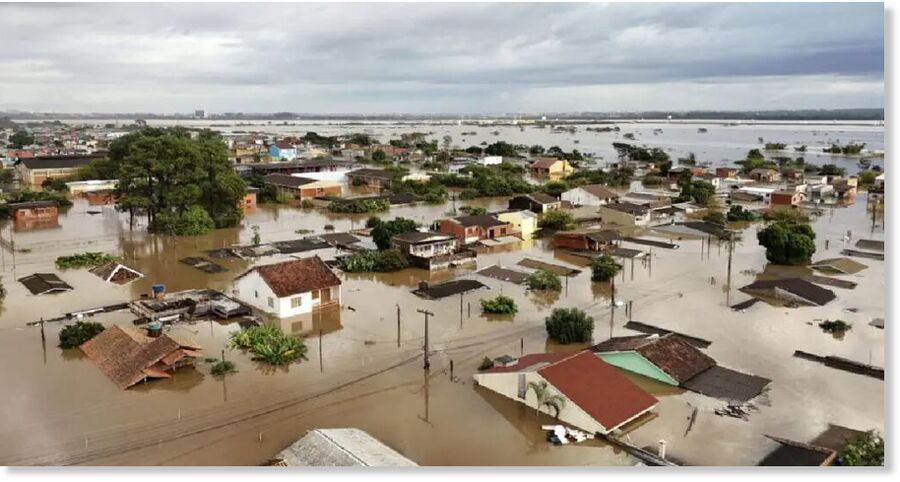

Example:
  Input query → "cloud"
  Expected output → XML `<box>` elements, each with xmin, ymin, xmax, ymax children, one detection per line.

<box><xmin>0</xmin><ymin>2</ymin><xmax>884</xmax><ymax>113</ymax></box>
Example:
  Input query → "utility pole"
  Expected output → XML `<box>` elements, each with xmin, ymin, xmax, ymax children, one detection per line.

<box><xmin>318</xmin><ymin>329</ymin><xmax>323</xmax><ymax>372</ymax></box>
<box><xmin>396</xmin><ymin>304</ymin><xmax>401</xmax><ymax>348</ymax></box>
<box><xmin>417</xmin><ymin>309</ymin><xmax>434</xmax><ymax>370</ymax></box>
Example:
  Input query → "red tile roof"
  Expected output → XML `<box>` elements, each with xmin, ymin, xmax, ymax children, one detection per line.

<box><xmin>538</xmin><ymin>351</ymin><xmax>657</xmax><ymax>431</ymax></box>
<box><xmin>238</xmin><ymin>256</ymin><xmax>341</xmax><ymax>298</ymax></box>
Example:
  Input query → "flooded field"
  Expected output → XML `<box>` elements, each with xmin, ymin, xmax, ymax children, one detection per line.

<box><xmin>39</xmin><ymin>118</ymin><xmax>885</xmax><ymax>175</ymax></box>
<box><xmin>0</xmin><ymin>159</ymin><xmax>885</xmax><ymax>466</ymax></box>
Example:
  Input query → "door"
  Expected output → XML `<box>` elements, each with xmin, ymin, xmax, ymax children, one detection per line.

<box><xmin>320</xmin><ymin>287</ymin><xmax>332</xmax><ymax>304</ymax></box>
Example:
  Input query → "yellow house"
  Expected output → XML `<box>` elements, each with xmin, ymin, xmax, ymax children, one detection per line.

<box><xmin>496</xmin><ymin>209</ymin><xmax>539</xmax><ymax>240</ymax></box>
<box><xmin>530</xmin><ymin>158</ymin><xmax>573</xmax><ymax>178</ymax></box>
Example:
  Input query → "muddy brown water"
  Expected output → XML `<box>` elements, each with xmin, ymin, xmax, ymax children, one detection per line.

<box><xmin>0</xmin><ymin>195</ymin><xmax>884</xmax><ymax>466</ymax></box>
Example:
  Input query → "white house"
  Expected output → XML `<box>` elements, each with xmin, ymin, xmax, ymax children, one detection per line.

<box><xmin>479</xmin><ymin>156</ymin><xmax>503</xmax><ymax>166</ymax></box>
<box><xmin>737</xmin><ymin>186</ymin><xmax>776</xmax><ymax>203</ymax></box>
<box><xmin>473</xmin><ymin>351</ymin><xmax>658</xmax><ymax>435</ymax></box>
<box><xmin>561</xmin><ymin>184</ymin><xmax>619</xmax><ymax>207</ymax></box>
<box><xmin>233</xmin><ymin>256</ymin><xmax>342</xmax><ymax>319</ymax></box>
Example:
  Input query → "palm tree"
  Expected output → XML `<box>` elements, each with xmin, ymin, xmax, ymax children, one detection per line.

<box><xmin>527</xmin><ymin>381</ymin><xmax>566</xmax><ymax>419</ymax></box>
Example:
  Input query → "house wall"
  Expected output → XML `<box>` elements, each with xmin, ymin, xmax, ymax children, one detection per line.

<box><xmin>561</xmin><ymin>187</ymin><xmax>609</xmax><ymax>207</ymax></box>
<box><xmin>235</xmin><ymin>271</ymin><xmax>341</xmax><ymax>318</ymax></box>
<box><xmin>16</xmin><ymin>166</ymin><xmax>82</xmax><ymax>187</ymax></box>
<box><xmin>598</xmin><ymin>206</ymin><xmax>643</xmax><ymax>226</ymax></box>
<box><xmin>395</xmin><ymin>239</ymin><xmax>457</xmax><ymax>258</ymax></box>
<box><xmin>595</xmin><ymin>352</ymin><xmax>678</xmax><ymax>386</ymax></box>
<box><xmin>438</xmin><ymin>220</ymin><xmax>481</xmax><ymax>244</ymax></box>
<box><xmin>497</xmin><ymin>211</ymin><xmax>538</xmax><ymax>239</ymax></box>
<box><xmin>12</xmin><ymin>206</ymin><xmax>58</xmax><ymax>222</ymax></box>
<box><xmin>473</xmin><ymin>371</ymin><xmax>608</xmax><ymax>434</ymax></box>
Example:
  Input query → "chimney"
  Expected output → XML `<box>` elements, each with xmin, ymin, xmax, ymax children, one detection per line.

<box><xmin>657</xmin><ymin>439</ymin><xmax>667</xmax><ymax>459</ymax></box>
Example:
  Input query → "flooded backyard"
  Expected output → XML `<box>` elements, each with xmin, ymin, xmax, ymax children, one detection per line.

<box><xmin>0</xmin><ymin>122</ymin><xmax>886</xmax><ymax>467</ymax></box>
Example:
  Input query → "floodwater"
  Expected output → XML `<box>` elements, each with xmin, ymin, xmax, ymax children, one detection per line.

<box><xmin>0</xmin><ymin>126</ymin><xmax>886</xmax><ymax>466</ymax></box>
<box><xmin>49</xmin><ymin>117</ymin><xmax>885</xmax><ymax>175</ymax></box>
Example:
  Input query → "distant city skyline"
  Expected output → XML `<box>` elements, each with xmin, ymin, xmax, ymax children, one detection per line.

<box><xmin>0</xmin><ymin>2</ymin><xmax>885</xmax><ymax>113</ymax></box>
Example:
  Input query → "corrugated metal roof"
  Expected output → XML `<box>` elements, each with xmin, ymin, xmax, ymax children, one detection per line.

<box><xmin>273</xmin><ymin>429</ymin><xmax>417</xmax><ymax>467</ymax></box>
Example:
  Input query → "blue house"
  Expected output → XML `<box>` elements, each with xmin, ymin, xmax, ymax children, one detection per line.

<box><xmin>269</xmin><ymin>141</ymin><xmax>298</xmax><ymax>161</ymax></box>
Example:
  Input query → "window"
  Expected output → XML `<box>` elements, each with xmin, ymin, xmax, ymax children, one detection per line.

<box><xmin>291</xmin><ymin>296</ymin><xmax>302</xmax><ymax>308</ymax></box>
<box><xmin>267</xmin><ymin>297</ymin><xmax>274</xmax><ymax>308</ymax></box>
<box><xmin>517</xmin><ymin>374</ymin><xmax>526</xmax><ymax>399</ymax></box>
<box><xmin>312</xmin><ymin>290</ymin><xmax>320</xmax><ymax>300</ymax></box>
<box><xmin>254</xmin><ymin>290</ymin><xmax>259</xmax><ymax>298</ymax></box>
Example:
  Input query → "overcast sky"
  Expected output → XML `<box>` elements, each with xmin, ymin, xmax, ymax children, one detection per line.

<box><xmin>0</xmin><ymin>2</ymin><xmax>884</xmax><ymax>114</ymax></box>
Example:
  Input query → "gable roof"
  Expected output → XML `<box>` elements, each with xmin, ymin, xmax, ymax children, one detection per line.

<box><xmin>579</xmin><ymin>184</ymin><xmax>619</xmax><ymax>199</ymax></box>
<box><xmin>80</xmin><ymin>325</ymin><xmax>202</xmax><ymax>389</ymax></box>
<box><xmin>263</xmin><ymin>173</ymin><xmax>316</xmax><ymax>188</ymax></box>
<box><xmin>591</xmin><ymin>334</ymin><xmax>716</xmax><ymax>384</ymax></box>
<box><xmin>272</xmin><ymin>428</ymin><xmax>417</xmax><ymax>467</ymax></box>
<box><xmin>89</xmin><ymin>262</ymin><xmax>144</xmax><ymax>285</ymax></box>
<box><xmin>237</xmin><ymin>256</ymin><xmax>341</xmax><ymax>298</ymax></box>
<box><xmin>392</xmin><ymin>231</ymin><xmax>456</xmax><ymax>244</ymax></box>
<box><xmin>520</xmin><ymin>192</ymin><xmax>560</xmax><ymax>205</ymax></box>
<box><xmin>740</xmin><ymin>278</ymin><xmax>836</xmax><ymax>306</ymax></box>
<box><xmin>537</xmin><ymin>351</ymin><xmax>658</xmax><ymax>431</ymax></box>
<box><xmin>452</xmin><ymin>214</ymin><xmax>507</xmax><ymax>228</ymax></box>
<box><xmin>18</xmin><ymin>273</ymin><xmax>72</xmax><ymax>295</ymax></box>
<box><xmin>531</xmin><ymin>157</ymin><xmax>566</xmax><ymax>169</ymax></box>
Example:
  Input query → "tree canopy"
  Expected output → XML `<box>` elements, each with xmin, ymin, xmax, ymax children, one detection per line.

<box><xmin>371</xmin><ymin>217</ymin><xmax>419</xmax><ymax>250</ymax></box>
<box><xmin>757</xmin><ymin>220</ymin><xmax>816</xmax><ymax>265</ymax></box>
<box><xmin>545</xmin><ymin>308</ymin><xmax>594</xmax><ymax>344</ymax></box>
<box><xmin>87</xmin><ymin>127</ymin><xmax>246</xmax><ymax>235</ymax></box>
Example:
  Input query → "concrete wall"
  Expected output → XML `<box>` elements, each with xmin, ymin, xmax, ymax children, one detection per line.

<box><xmin>561</xmin><ymin>187</ymin><xmax>611</xmax><ymax>207</ymax></box>
<box><xmin>473</xmin><ymin>371</ymin><xmax>607</xmax><ymax>434</ymax></box>
<box><xmin>235</xmin><ymin>271</ymin><xmax>341</xmax><ymax>318</ymax></box>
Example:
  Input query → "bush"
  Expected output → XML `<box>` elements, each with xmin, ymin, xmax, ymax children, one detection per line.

<box><xmin>819</xmin><ymin>319</ymin><xmax>852</xmax><ymax>334</ymax></box>
<box><xmin>210</xmin><ymin>360</ymin><xmax>236</xmax><ymax>376</ymax></box>
<box><xmin>480</xmin><ymin>295</ymin><xmax>518</xmax><ymax>314</ymax></box>
<box><xmin>459</xmin><ymin>206</ymin><xmax>487</xmax><ymax>216</ymax></box>
<box><xmin>545</xmin><ymin>308</ymin><xmax>594</xmax><ymax>344</ymax></box>
<box><xmin>478</xmin><ymin>357</ymin><xmax>495</xmax><ymax>371</ymax></box>
<box><xmin>365</xmin><ymin>216</ymin><xmax>382</xmax><ymax>228</ymax></box>
<box><xmin>59</xmin><ymin>321</ymin><xmax>105</xmax><ymax>349</ymax></box>
<box><xmin>371</xmin><ymin>217</ymin><xmax>419</xmax><ymax>250</ymax></box>
<box><xmin>757</xmin><ymin>220</ymin><xmax>816</xmax><ymax>265</ymax></box>
<box><xmin>337</xmin><ymin>249</ymin><xmax>409</xmax><ymax>272</ymax></box>
<box><xmin>538</xmin><ymin>210</ymin><xmax>574</xmax><ymax>231</ymax></box>
<box><xmin>328</xmin><ymin>198</ymin><xmax>390</xmax><ymax>213</ymax></box>
<box><xmin>641</xmin><ymin>175</ymin><xmax>664</xmax><ymax>187</ymax></box>
<box><xmin>591</xmin><ymin>254</ymin><xmax>621</xmax><ymax>282</ymax></box>
<box><xmin>55</xmin><ymin>252</ymin><xmax>117</xmax><ymax>270</ymax></box>
<box><xmin>153</xmin><ymin>205</ymin><xmax>216</xmax><ymax>236</ymax></box>
<box><xmin>527</xmin><ymin>269</ymin><xmax>562</xmax><ymax>291</ymax></box>
<box><xmin>300</xmin><ymin>199</ymin><xmax>315</xmax><ymax>208</ymax></box>
<box><xmin>229</xmin><ymin>325</ymin><xmax>308</xmax><ymax>366</ymax></box>
<box><xmin>703</xmin><ymin>211</ymin><xmax>727</xmax><ymax>226</ymax></box>
<box><xmin>727</xmin><ymin>205</ymin><xmax>760</xmax><ymax>222</ymax></box>
<box><xmin>842</xmin><ymin>430</ymin><xmax>884</xmax><ymax>466</ymax></box>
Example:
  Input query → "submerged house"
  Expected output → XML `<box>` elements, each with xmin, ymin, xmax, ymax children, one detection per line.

<box><xmin>439</xmin><ymin>214</ymin><xmax>512</xmax><ymax>244</ymax></box>
<box><xmin>552</xmin><ymin>229</ymin><xmax>620</xmax><ymax>252</ymax></box>
<box><xmin>529</xmin><ymin>158</ymin><xmax>573</xmax><ymax>178</ymax></box>
<box><xmin>560</xmin><ymin>184</ymin><xmax>619</xmax><ymax>207</ymax></box>
<box><xmin>263</xmin><ymin>174</ymin><xmax>342</xmax><ymax>200</ymax></box>
<box><xmin>233</xmin><ymin>256</ymin><xmax>342</xmax><ymax>318</ymax></box>
<box><xmin>740</xmin><ymin>278</ymin><xmax>836</xmax><ymax>306</ymax></box>
<box><xmin>474</xmin><ymin>351</ymin><xmax>658</xmax><ymax>435</ymax></box>
<box><xmin>391</xmin><ymin>231</ymin><xmax>474</xmax><ymax>271</ymax></box>
<box><xmin>18</xmin><ymin>273</ymin><xmax>73</xmax><ymax>295</ymax></box>
<box><xmin>5</xmin><ymin>201</ymin><xmax>58</xmax><ymax>223</ymax></box>
<box><xmin>268</xmin><ymin>428</ymin><xmax>417</xmax><ymax>467</ymax></box>
<box><xmin>89</xmin><ymin>262</ymin><xmax>144</xmax><ymax>285</ymax></box>
<box><xmin>80</xmin><ymin>325</ymin><xmax>202</xmax><ymax>390</ymax></box>
<box><xmin>508</xmin><ymin>192</ymin><xmax>562</xmax><ymax>214</ymax></box>
<box><xmin>591</xmin><ymin>334</ymin><xmax>771</xmax><ymax>402</ymax></box>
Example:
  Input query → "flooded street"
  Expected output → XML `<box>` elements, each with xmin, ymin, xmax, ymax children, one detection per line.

<box><xmin>0</xmin><ymin>124</ymin><xmax>885</xmax><ymax>466</ymax></box>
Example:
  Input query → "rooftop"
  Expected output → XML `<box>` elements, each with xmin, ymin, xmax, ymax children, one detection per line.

<box><xmin>262</xmin><ymin>173</ymin><xmax>317</xmax><ymax>188</ymax></box>
<box><xmin>270</xmin><ymin>428</ymin><xmax>417</xmax><ymax>467</ymax></box>
<box><xmin>236</xmin><ymin>256</ymin><xmax>341</xmax><ymax>298</ymax></box>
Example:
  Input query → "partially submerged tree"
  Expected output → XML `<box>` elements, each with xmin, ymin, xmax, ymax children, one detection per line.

<box><xmin>371</xmin><ymin>217</ymin><xmax>419</xmax><ymax>250</ymax></box>
<box><xmin>480</xmin><ymin>295</ymin><xmax>518</xmax><ymax>314</ymax></box>
<box><xmin>526</xmin><ymin>380</ymin><xmax>567</xmax><ymax>418</ymax></box>
<box><xmin>527</xmin><ymin>269</ymin><xmax>562</xmax><ymax>292</ymax></box>
<box><xmin>591</xmin><ymin>254</ymin><xmax>622</xmax><ymax>282</ymax></box>
<box><xmin>59</xmin><ymin>321</ymin><xmax>105</xmax><ymax>349</ymax></box>
<box><xmin>757</xmin><ymin>220</ymin><xmax>816</xmax><ymax>265</ymax></box>
<box><xmin>842</xmin><ymin>431</ymin><xmax>884</xmax><ymax>466</ymax></box>
<box><xmin>538</xmin><ymin>210</ymin><xmax>574</xmax><ymax>231</ymax></box>
<box><xmin>545</xmin><ymin>308</ymin><xmax>594</xmax><ymax>344</ymax></box>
